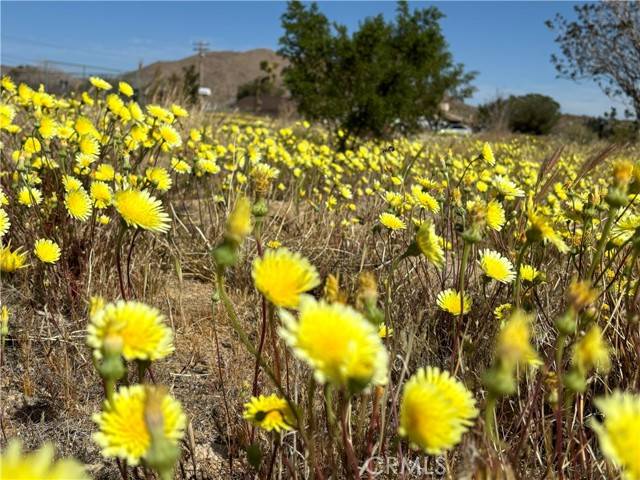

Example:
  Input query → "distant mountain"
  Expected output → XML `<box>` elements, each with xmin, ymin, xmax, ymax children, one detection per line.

<box><xmin>123</xmin><ymin>48</ymin><xmax>286</xmax><ymax>107</ymax></box>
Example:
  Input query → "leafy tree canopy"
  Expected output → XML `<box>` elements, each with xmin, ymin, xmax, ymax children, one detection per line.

<box><xmin>278</xmin><ymin>0</ymin><xmax>475</xmax><ymax>143</ymax></box>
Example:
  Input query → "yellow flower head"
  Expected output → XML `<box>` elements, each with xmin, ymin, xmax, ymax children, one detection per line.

<box><xmin>416</xmin><ymin>221</ymin><xmax>444</xmax><ymax>269</ymax></box>
<box><xmin>170</xmin><ymin>104</ymin><xmax>188</xmax><ymax>118</ymax></box>
<box><xmin>38</xmin><ymin>116</ymin><xmax>58</xmax><ymax>139</ymax></box>
<box><xmin>572</xmin><ymin>325</ymin><xmax>610</xmax><ymax>374</ymax></box>
<box><xmin>568</xmin><ymin>278</ymin><xmax>599</xmax><ymax>311</ymax></box>
<box><xmin>23</xmin><ymin>136</ymin><xmax>41</xmax><ymax>155</ymax></box>
<box><xmin>171</xmin><ymin>157</ymin><xmax>192</xmax><ymax>175</ymax></box>
<box><xmin>1</xmin><ymin>75</ymin><xmax>16</xmax><ymax>93</ymax></box>
<box><xmin>412</xmin><ymin>186</ymin><xmax>440</xmax><ymax>213</ymax></box>
<box><xmin>486</xmin><ymin>200</ymin><xmax>506</xmax><ymax>231</ymax></box>
<box><xmin>65</xmin><ymin>187</ymin><xmax>92</xmax><ymax>221</ymax></box>
<box><xmin>356</xmin><ymin>270</ymin><xmax>378</xmax><ymax>308</ymax></box>
<box><xmin>90</xmin><ymin>181</ymin><xmax>113</xmax><ymax>209</ymax></box>
<box><xmin>79</xmin><ymin>135</ymin><xmax>100</xmax><ymax>158</ymax></box>
<box><xmin>323</xmin><ymin>273</ymin><xmax>347</xmax><ymax>304</ymax></box>
<box><xmin>0</xmin><ymin>208</ymin><xmax>10</xmax><ymax>239</ymax></box>
<box><xmin>94</xmin><ymin>163</ymin><xmax>115</xmax><ymax>182</ymax></box>
<box><xmin>494</xmin><ymin>175</ymin><xmax>525</xmax><ymax>198</ymax></box>
<box><xmin>591</xmin><ymin>392</ymin><xmax>640</xmax><ymax>480</ymax></box>
<box><xmin>252</xmin><ymin>248</ymin><xmax>320</xmax><ymax>308</ymax></box>
<box><xmin>114</xmin><ymin>190</ymin><xmax>170</xmax><ymax>233</ymax></box>
<box><xmin>226</xmin><ymin>196</ymin><xmax>252</xmax><ymax>244</ymax></box>
<box><xmin>106</xmin><ymin>94</ymin><xmax>127</xmax><ymax>117</ymax></box>
<box><xmin>479</xmin><ymin>249</ymin><xmax>515</xmax><ymax>284</ymax></box>
<box><xmin>527</xmin><ymin>210</ymin><xmax>569</xmax><ymax>253</ymax></box>
<box><xmin>482</xmin><ymin>142</ymin><xmax>495</xmax><ymax>166</ymax></box>
<box><xmin>146</xmin><ymin>104</ymin><xmax>173</xmax><ymax>123</ymax></box>
<box><xmin>145</xmin><ymin>167</ymin><xmax>172</xmax><ymax>192</ymax></box>
<box><xmin>520</xmin><ymin>264</ymin><xmax>540</xmax><ymax>283</ymax></box>
<box><xmin>0</xmin><ymin>245</ymin><xmax>28</xmax><ymax>273</ymax></box>
<box><xmin>399</xmin><ymin>367</ymin><xmax>478</xmax><ymax>454</ymax></box>
<box><xmin>118</xmin><ymin>81</ymin><xmax>134</xmax><ymax>97</ymax></box>
<box><xmin>159</xmin><ymin>125</ymin><xmax>182</xmax><ymax>148</ymax></box>
<box><xmin>494</xmin><ymin>303</ymin><xmax>512</xmax><ymax>321</ymax></box>
<box><xmin>87</xmin><ymin>299</ymin><xmax>174</xmax><ymax>361</ymax></box>
<box><xmin>436</xmin><ymin>289</ymin><xmax>471</xmax><ymax>316</ymax></box>
<box><xmin>279</xmin><ymin>296</ymin><xmax>388</xmax><ymax>390</ymax></box>
<box><xmin>495</xmin><ymin>309</ymin><xmax>541</xmax><ymax>370</ymax></box>
<box><xmin>34</xmin><ymin>239</ymin><xmax>61</xmax><ymax>264</ymax></box>
<box><xmin>613</xmin><ymin>160</ymin><xmax>635</xmax><ymax>188</ymax></box>
<box><xmin>129</xmin><ymin>101</ymin><xmax>145</xmax><ymax>122</ymax></box>
<box><xmin>62</xmin><ymin>175</ymin><xmax>83</xmax><ymax>192</ymax></box>
<box><xmin>81</xmin><ymin>91</ymin><xmax>94</xmax><ymax>106</ymax></box>
<box><xmin>89</xmin><ymin>76</ymin><xmax>112</xmax><ymax>90</ymax></box>
<box><xmin>18</xmin><ymin>186</ymin><xmax>43</xmax><ymax>207</ymax></box>
<box><xmin>250</xmin><ymin>163</ymin><xmax>279</xmax><ymax>195</ymax></box>
<box><xmin>243</xmin><ymin>394</ymin><xmax>295</xmax><ymax>432</ymax></box>
<box><xmin>0</xmin><ymin>440</ymin><xmax>88</xmax><ymax>480</ymax></box>
<box><xmin>379</xmin><ymin>212</ymin><xmax>406</xmax><ymax>231</ymax></box>
<box><xmin>92</xmin><ymin>385</ymin><xmax>185</xmax><ymax>466</ymax></box>
<box><xmin>378</xmin><ymin>324</ymin><xmax>393</xmax><ymax>338</ymax></box>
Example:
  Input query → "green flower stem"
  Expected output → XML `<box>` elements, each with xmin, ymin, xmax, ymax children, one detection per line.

<box><xmin>484</xmin><ymin>393</ymin><xmax>498</xmax><ymax>443</ymax></box>
<box><xmin>115</xmin><ymin>223</ymin><xmax>128</xmax><ymax>300</ymax></box>
<box><xmin>588</xmin><ymin>206</ymin><xmax>618</xmax><ymax>280</ymax></box>
<box><xmin>458</xmin><ymin>241</ymin><xmax>471</xmax><ymax>303</ymax></box>
<box><xmin>452</xmin><ymin>241</ymin><xmax>471</xmax><ymax>369</ymax></box>
<box><xmin>215</xmin><ymin>266</ymin><xmax>319</xmax><ymax>474</ymax></box>
<box><xmin>554</xmin><ymin>332</ymin><xmax>567</xmax><ymax>478</ymax></box>
<box><xmin>104</xmin><ymin>378</ymin><xmax>115</xmax><ymax>405</ymax></box>
<box><xmin>215</xmin><ymin>266</ymin><xmax>293</xmax><ymax>413</ymax></box>
<box><xmin>324</xmin><ymin>384</ymin><xmax>339</xmax><ymax>441</ymax></box>
<box><xmin>513</xmin><ymin>240</ymin><xmax>531</xmax><ymax>308</ymax></box>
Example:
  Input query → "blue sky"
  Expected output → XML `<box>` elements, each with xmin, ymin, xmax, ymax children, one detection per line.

<box><xmin>0</xmin><ymin>1</ymin><xmax>628</xmax><ymax>116</ymax></box>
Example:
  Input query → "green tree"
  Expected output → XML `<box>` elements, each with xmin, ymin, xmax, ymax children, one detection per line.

<box><xmin>182</xmin><ymin>64</ymin><xmax>200</xmax><ymax>106</ymax></box>
<box><xmin>236</xmin><ymin>61</ymin><xmax>283</xmax><ymax>102</ymax></box>
<box><xmin>508</xmin><ymin>94</ymin><xmax>560</xmax><ymax>135</ymax></box>
<box><xmin>478</xmin><ymin>94</ymin><xmax>560</xmax><ymax>135</ymax></box>
<box><xmin>278</xmin><ymin>0</ymin><xmax>475</xmax><ymax>145</ymax></box>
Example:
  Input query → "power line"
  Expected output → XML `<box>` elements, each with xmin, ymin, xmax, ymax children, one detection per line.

<box><xmin>2</xmin><ymin>34</ymin><xmax>129</xmax><ymax>61</ymax></box>
<box><xmin>192</xmin><ymin>40</ymin><xmax>210</xmax><ymax>57</ymax></box>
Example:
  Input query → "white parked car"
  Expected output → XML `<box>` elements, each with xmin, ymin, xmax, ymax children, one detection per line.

<box><xmin>438</xmin><ymin>123</ymin><xmax>473</xmax><ymax>136</ymax></box>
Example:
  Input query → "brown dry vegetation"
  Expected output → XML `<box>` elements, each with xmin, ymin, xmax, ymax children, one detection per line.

<box><xmin>1</xmin><ymin>88</ymin><xmax>640</xmax><ymax>479</ymax></box>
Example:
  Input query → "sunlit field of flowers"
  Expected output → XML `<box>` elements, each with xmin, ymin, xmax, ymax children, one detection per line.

<box><xmin>1</xmin><ymin>75</ymin><xmax>639</xmax><ymax>480</ymax></box>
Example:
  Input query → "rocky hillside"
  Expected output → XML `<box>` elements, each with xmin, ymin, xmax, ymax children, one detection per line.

<box><xmin>124</xmin><ymin>48</ymin><xmax>286</xmax><ymax>107</ymax></box>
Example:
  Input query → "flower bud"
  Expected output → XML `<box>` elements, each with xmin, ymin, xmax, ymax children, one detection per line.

<box><xmin>563</xmin><ymin>368</ymin><xmax>587</xmax><ymax>394</ymax></box>
<box><xmin>97</xmin><ymin>335</ymin><xmax>125</xmax><ymax>381</ymax></box>
<box><xmin>212</xmin><ymin>242</ymin><xmax>238</xmax><ymax>268</ymax></box>
<box><xmin>555</xmin><ymin>311</ymin><xmax>576</xmax><ymax>336</ymax></box>
<box><xmin>605</xmin><ymin>187</ymin><xmax>627</xmax><ymax>208</ymax></box>
<box><xmin>483</xmin><ymin>366</ymin><xmax>515</xmax><ymax>397</ymax></box>
<box><xmin>252</xmin><ymin>198</ymin><xmax>268</xmax><ymax>219</ymax></box>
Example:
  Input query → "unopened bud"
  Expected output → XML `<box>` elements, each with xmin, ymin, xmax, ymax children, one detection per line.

<box><xmin>563</xmin><ymin>368</ymin><xmax>587</xmax><ymax>394</ymax></box>
<box><xmin>605</xmin><ymin>187</ymin><xmax>627</xmax><ymax>208</ymax></box>
<box><xmin>483</xmin><ymin>366</ymin><xmax>515</xmax><ymax>397</ymax></box>
<box><xmin>212</xmin><ymin>242</ymin><xmax>238</xmax><ymax>268</ymax></box>
<box><xmin>555</xmin><ymin>311</ymin><xmax>576</xmax><ymax>336</ymax></box>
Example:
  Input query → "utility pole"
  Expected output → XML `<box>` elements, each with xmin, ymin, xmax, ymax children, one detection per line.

<box><xmin>192</xmin><ymin>40</ymin><xmax>209</xmax><ymax>86</ymax></box>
